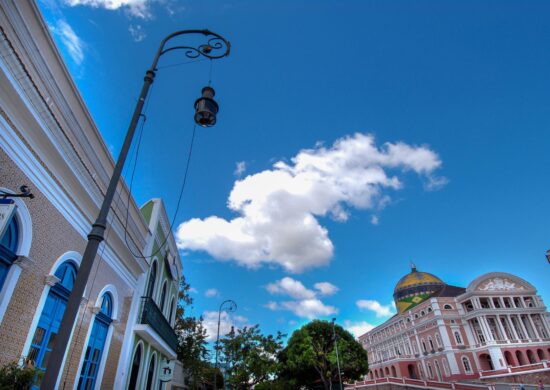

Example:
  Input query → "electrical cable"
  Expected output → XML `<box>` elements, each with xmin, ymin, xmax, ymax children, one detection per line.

<box><xmin>122</xmin><ymin>114</ymin><xmax>198</xmax><ymax>259</ymax></box>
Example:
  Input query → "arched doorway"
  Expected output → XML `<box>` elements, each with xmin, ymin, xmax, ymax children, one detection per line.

<box><xmin>0</xmin><ymin>211</ymin><xmax>19</xmax><ymax>291</ymax></box>
<box><xmin>516</xmin><ymin>350</ymin><xmax>526</xmax><ymax>366</ymax></box>
<box><xmin>527</xmin><ymin>350</ymin><xmax>536</xmax><ymax>364</ymax></box>
<box><xmin>391</xmin><ymin>366</ymin><xmax>397</xmax><ymax>377</ymax></box>
<box><xmin>27</xmin><ymin>261</ymin><xmax>78</xmax><ymax>377</ymax></box>
<box><xmin>479</xmin><ymin>354</ymin><xmax>494</xmax><ymax>371</ymax></box>
<box><xmin>407</xmin><ymin>364</ymin><xmax>417</xmax><ymax>379</ymax></box>
<box><xmin>145</xmin><ymin>353</ymin><xmax>156</xmax><ymax>390</ymax></box>
<box><xmin>128</xmin><ymin>343</ymin><xmax>142</xmax><ymax>389</ymax></box>
<box><xmin>504</xmin><ymin>351</ymin><xmax>514</xmax><ymax>366</ymax></box>
<box><xmin>385</xmin><ymin>367</ymin><xmax>390</xmax><ymax>376</ymax></box>
<box><xmin>536</xmin><ymin>349</ymin><xmax>545</xmax><ymax>361</ymax></box>
<box><xmin>77</xmin><ymin>293</ymin><xmax>114</xmax><ymax>389</ymax></box>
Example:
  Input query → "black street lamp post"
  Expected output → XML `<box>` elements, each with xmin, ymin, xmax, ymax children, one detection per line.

<box><xmin>332</xmin><ymin>318</ymin><xmax>343</xmax><ymax>390</ymax></box>
<box><xmin>41</xmin><ymin>30</ymin><xmax>230</xmax><ymax>389</ymax></box>
<box><xmin>214</xmin><ymin>299</ymin><xmax>237</xmax><ymax>389</ymax></box>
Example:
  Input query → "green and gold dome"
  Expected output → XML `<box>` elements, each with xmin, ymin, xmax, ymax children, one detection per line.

<box><xmin>393</xmin><ymin>265</ymin><xmax>445</xmax><ymax>313</ymax></box>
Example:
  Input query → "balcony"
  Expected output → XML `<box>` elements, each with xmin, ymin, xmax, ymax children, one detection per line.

<box><xmin>134</xmin><ymin>296</ymin><xmax>178</xmax><ymax>359</ymax></box>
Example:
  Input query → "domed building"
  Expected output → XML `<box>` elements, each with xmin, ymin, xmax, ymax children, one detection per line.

<box><xmin>354</xmin><ymin>268</ymin><xmax>550</xmax><ymax>388</ymax></box>
<box><xmin>393</xmin><ymin>265</ymin><xmax>446</xmax><ymax>313</ymax></box>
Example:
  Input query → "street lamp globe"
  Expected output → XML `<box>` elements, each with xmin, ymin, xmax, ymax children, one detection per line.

<box><xmin>194</xmin><ymin>86</ymin><xmax>219</xmax><ymax>127</ymax></box>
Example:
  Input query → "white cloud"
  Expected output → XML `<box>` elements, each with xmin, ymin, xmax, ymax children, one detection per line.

<box><xmin>176</xmin><ymin>133</ymin><xmax>445</xmax><ymax>273</ymax></box>
<box><xmin>64</xmin><ymin>0</ymin><xmax>152</xmax><ymax>19</ymax></box>
<box><xmin>344</xmin><ymin>320</ymin><xmax>375</xmax><ymax>338</ymax></box>
<box><xmin>204</xmin><ymin>288</ymin><xmax>219</xmax><ymax>298</ymax></box>
<box><xmin>266</xmin><ymin>277</ymin><xmax>316</xmax><ymax>300</ymax></box>
<box><xmin>234</xmin><ymin>161</ymin><xmax>247</xmax><ymax>177</ymax></box>
<box><xmin>202</xmin><ymin>310</ymin><xmax>248</xmax><ymax>341</ymax></box>
<box><xmin>50</xmin><ymin>20</ymin><xmax>84</xmax><ymax>65</ymax></box>
<box><xmin>314</xmin><ymin>282</ymin><xmax>339</xmax><ymax>296</ymax></box>
<box><xmin>279</xmin><ymin>299</ymin><xmax>337</xmax><ymax>319</ymax></box>
<box><xmin>189</xmin><ymin>287</ymin><xmax>198</xmax><ymax>294</ymax></box>
<box><xmin>370</xmin><ymin>215</ymin><xmax>379</xmax><ymax>225</ymax></box>
<box><xmin>356</xmin><ymin>299</ymin><xmax>395</xmax><ymax>318</ymax></box>
<box><xmin>265</xmin><ymin>277</ymin><xmax>338</xmax><ymax>319</ymax></box>
<box><xmin>128</xmin><ymin>24</ymin><xmax>146</xmax><ymax>42</ymax></box>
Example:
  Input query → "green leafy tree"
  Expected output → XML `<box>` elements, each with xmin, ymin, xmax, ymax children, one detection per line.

<box><xmin>0</xmin><ymin>362</ymin><xmax>42</xmax><ymax>390</ymax></box>
<box><xmin>174</xmin><ymin>276</ymin><xmax>214</xmax><ymax>389</ymax></box>
<box><xmin>279</xmin><ymin>320</ymin><xmax>368</xmax><ymax>390</ymax></box>
<box><xmin>220</xmin><ymin>325</ymin><xmax>285</xmax><ymax>389</ymax></box>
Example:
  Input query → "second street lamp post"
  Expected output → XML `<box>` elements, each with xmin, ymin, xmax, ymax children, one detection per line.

<box><xmin>332</xmin><ymin>318</ymin><xmax>343</xmax><ymax>390</ymax></box>
<box><xmin>214</xmin><ymin>299</ymin><xmax>237</xmax><ymax>390</ymax></box>
<box><xmin>41</xmin><ymin>30</ymin><xmax>230</xmax><ymax>389</ymax></box>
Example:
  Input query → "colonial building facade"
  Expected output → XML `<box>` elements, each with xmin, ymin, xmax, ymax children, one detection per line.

<box><xmin>0</xmin><ymin>1</ymin><xmax>183</xmax><ymax>388</ymax></box>
<box><xmin>358</xmin><ymin>267</ymin><xmax>550</xmax><ymax>384</ymax></box>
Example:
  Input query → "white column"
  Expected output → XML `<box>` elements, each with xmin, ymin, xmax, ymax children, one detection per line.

<box><xmin>517</xmin><ymin>315</ymin><xmax>530</xmax><ymax>341</ymax></box>
<box><xmin>538</xmin><ymin>313</ymin><xmax>550</xmax><ymax>338</ymax></box>
<box><xmin>479</xmin><ymin>316</ymin><xmax>494</xmax><ymax>342</ymax></box>
<box><xmin>527</xmin><ymin>315</ymin><xmax>541</xmax><ymax>340</ymax></box>
<box><xmin>506</xmin><ymin>315</ymin><xmax>519</xmax><ymax>340</ymax></box>
<box><xmin>495</xmin><ymin>315</ymin><xmax>508</xmax><ymax>342</ymax></box>
<box><xmin>113</xmin><ymin>273</ymin><xmax>147</xmax><ymax>389</ymax></box>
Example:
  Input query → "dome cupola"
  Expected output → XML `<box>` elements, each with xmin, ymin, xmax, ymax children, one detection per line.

<box><xmin>393</xmin><ymin>264</ymin><xmax>445</xmax><ymax>313</ymax></box>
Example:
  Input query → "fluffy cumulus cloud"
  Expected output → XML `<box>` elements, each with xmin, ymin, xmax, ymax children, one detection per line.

<box><xmin>356</xmin><ymin>299</ymin><xmax>395</xmax><ymax>318</ymax></box>
<box><xmin>176</xmin><ymin>133</ymin><xmax>446</xmax><ymax>273</ymax></box>
<box><xmin>204</xmin><ymin>288</ymin><xmax>219</xmax><ymax>298</ymax></box>
<box><xmin>50</xmin><ymin>20</ymin><xmax>84</xmax><ymax>65</ymax></box>
<box><xmin>314</xmin><ymin>282</ymin><xmax>339</xmax><ymax>296</ymax></box>
<box><xmin>265</xmin><ymin>277</ymin><xmax>338</xmax><ymax>319</ymax></box>
<box><xmin>201</xmin><ymin>311</ymin><xmax>248</xmax><ymax>341</ymax></box>
<box><xmin>64</xmin><ymin>0</ymin><xmax>152</xmax><ymax>19</ymax></box>
<box><xmin>344</xmin><ymin>320</ymin><xmax>375</xmax><ymax>338</ymax></box>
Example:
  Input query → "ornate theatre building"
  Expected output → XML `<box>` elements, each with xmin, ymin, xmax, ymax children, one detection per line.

<box><xmin>357</xmin><ymin>267</ymin><xmax>550</xmax><ymax>386</ymax></box>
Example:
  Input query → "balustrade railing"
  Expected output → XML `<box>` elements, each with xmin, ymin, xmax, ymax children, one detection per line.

<box><xmin>140</xmin><ymin>296</ymin><xmax>178</xmax><ymax>352</ymax></box>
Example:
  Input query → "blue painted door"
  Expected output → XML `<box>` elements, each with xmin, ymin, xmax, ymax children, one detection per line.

<box><xmin>28</xmin><ymin>261</ymin><xmax>76</xmax><ymax>389</ymax></box>
<box><xmin>0</xmin><ymin>209</ymin><xmax>18</xmax><ymax>291</ymax></box>
<box><xmin>77</xmin><ymin>319</ymin><xmax>109</xmax><ymax>390</ymax></box>
<box><xmin>77</xmin><ymin>294</ymin><xmax>112</xmax><ymax>389</ymax></box>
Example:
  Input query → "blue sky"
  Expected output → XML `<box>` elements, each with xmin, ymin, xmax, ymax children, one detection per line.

<box><xmin>38</xmin><ymin>0</ymin><xmax>550</xmax><ymax>342</ymax></box>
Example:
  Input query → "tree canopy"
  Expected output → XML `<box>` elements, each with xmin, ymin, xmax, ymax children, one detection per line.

<box><xmin>279</xmin><ymin>320</ymin><xmax>369</xmax><ymax>390</ymax></box>
<box><xmin>220</xmin><ymin>325</ymin><xmax>285</xmax><ymax>389</ymax></box>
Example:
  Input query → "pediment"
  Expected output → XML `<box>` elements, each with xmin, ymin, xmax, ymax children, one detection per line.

<box><xmin>467</xmin><ymin>272</ymin><xmax>536</xmax><ymax>293</ymax></box>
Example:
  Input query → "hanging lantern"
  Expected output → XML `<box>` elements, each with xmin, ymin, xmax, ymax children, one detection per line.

<box><xmin>194</xmin><ymin>86</ymin><xmax>219</xmax><ymax>127</ymax></box>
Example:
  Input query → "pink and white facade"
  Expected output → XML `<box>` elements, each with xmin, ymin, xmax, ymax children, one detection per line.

<box><xmin>358</xmin><ymin>271</ymin><xmax>550</xmax><ymax>383</ymax></box>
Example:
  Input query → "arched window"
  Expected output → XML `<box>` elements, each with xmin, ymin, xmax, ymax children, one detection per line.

<box><xmin>160</xmin><ymin>281</ymin><xmax>167</xmax><ymax>311</ymax></box>
<box><xmin>422</xmin><ymin>339</ymin><xmax>427</xmax><ymax>353</ymax></box>
<box><xmin>169</xmin><ymin>297</ymin><xmax>176</xmax><ymax>325</ymax></box>
<box><xmin>454</xmin><ymin>331</ymin><xmax>463</xmax><ymax>344</ymax></box>
<box><xmin>78</xmin><ymin>293</ymin><xmax>114</xmax><ymax>389</ymax></box>
<box><xmin>428</xmin><ymin>337</ymin><xmax>434</xmax><ymax>351</ymax></box>
<box><xmin>427</xmin><ymin>363</ymin><xmax>433</xmax><ymax>379</ymax></box>
<box><xmin>462</xmin><ymin>356</ymin><xmax>472</xmax><ymax>373</ymax></box>
<box><xmin>146</xmin><ymin>261</ymin><xmax>157</xmax><ymax>298</ymax></box>
<box><xmin>443</xmin><ymin>304</ymin><xmax>453</xmax><ymax>310</ymax></box>
<box><xmin>434</xmin><ymin>360</ymin><xmax>442</xmax><ymax>381</ymax></box>
<box><xmin>442</xmin><ymin>358</ymin><xmax>450</xmax><ymax>377</ymax></box>
<box><xmin>128</xmin><ymin>344</ymin><xmax>142</xmax><ymax>389</ymax></box>
<box><xmin>0</xmin><ymin>209</ymin><xmax>19</xmax><ymax>290</ymax></box>
<box><xmin>435</xmin><ymin>334</ymin><xmax>442</xmax><ymax>348</ymax></box>
<box><xmin>146</xmin><ymin>353</ymin><xmax>156</xmax><ymax>390</ymax></box>
<box><xmin>27</xmin><ymin>261</ymin><xmax>78</xmax><ymax>373</ymax></box>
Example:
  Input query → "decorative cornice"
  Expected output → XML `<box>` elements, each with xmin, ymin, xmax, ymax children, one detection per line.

<box><xmin>44</xmin><ymin>274</ymin><xmax>60</xmax><ymax>286</ymax></box>
<box><xmin>14</xmin><ymin>255</ymin><xmax>34</xmax><ymax>270</ymax></box>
